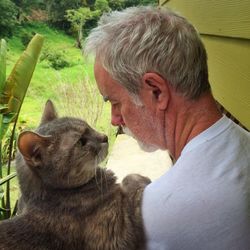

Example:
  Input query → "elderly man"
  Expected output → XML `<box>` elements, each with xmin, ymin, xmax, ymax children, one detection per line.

<box><xmin>85</xmin><ymin>6</ymin><xmax>250</xmax><ymax>250</ymax></box>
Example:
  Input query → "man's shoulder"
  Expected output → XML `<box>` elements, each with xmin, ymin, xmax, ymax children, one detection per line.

<box><xmin>142</xmin><ymin>117</ymin><xmax>250</xmax><ymax>250</ymax></box>
<box><xmin>180</xmin><ymin>116</ymin><xmax>249</xmax><ymax>162</ymax></box>
<box><xmin>143</xmin><ymin>117</ymin><xmax>250</xmax><ymax>206</ymax></box>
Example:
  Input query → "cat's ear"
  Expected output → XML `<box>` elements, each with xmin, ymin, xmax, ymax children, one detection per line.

<box><xmin>40</xmin><ymin>100</ymin><xmax>58</xmax><ymax>125</ymax></box>
<box><xmin>18</xmin><ymin>131</ymin><xmax>51</xmax><ymax>168</ymax></box>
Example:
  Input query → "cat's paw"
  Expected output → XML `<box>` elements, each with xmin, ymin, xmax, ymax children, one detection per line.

<box><xmin>121</xmin><ymin>174</ymin><xmax>151</xmax><ymax>193</ymax></box>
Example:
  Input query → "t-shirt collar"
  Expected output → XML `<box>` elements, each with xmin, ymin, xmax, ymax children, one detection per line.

<box><xmin>181</xmin><ymin>115</ymin><xmax>232</xmax><ymax>156</ymax></box>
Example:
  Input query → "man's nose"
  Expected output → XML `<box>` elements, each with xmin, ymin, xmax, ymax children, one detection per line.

<box><xmin>111</xmin><ymin>113</ymin><xmax>125</xmax><ymax>126</ymax></box>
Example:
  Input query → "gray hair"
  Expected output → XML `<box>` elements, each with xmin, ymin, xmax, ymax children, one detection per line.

<box><xmin>84</xmin><ymin>6</ymin><xmax>210</xmax><ymax>99</ymax></box>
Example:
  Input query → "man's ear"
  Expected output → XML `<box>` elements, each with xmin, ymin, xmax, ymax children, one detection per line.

<box><xmin>40</xmin><ymin>100</ymin><xmax>58</xmax><ymax>125</ymax></box>
<box><xmin>142</xmin><ymin>73</ymin><xmax>170</xmax><ymax>110</ymax></box>
<box><xmin>18</xmin><ymin>131</ymin><xmax>52</xmax><ymax>168</ymax></box>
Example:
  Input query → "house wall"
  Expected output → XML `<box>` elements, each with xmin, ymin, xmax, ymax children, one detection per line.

<box><xmin>160</xmin><ymin>0</ymin><xmax>250</xmax><ymax>129</ymax></box>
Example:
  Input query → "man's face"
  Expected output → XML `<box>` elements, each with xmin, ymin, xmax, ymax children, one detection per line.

<box><xmin>94</xmin><ymin>60</ymin><xmax>165</xmax><ymax>151</ymax></box>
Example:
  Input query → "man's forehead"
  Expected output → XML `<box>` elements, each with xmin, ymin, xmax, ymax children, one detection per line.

<box><xmin>94</xmin><ymin>58</ymin><xmax>129</xmax><ymax>101</ymax></box>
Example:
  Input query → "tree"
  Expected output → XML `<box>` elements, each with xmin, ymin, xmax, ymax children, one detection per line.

<box><xmin>0</xmin><ymin>0</ymin><xmax>18</xmax><ymax>37</ymax></box>
<box><xmin>11</xmin><ymin>0</ymin><xmax>46</xmax><ymax>22</ymax></box>
<box><xmin>44</xmin><ymin>0</ymin><xmax>83</xmax><ymax>30</ymax></box>
<box><xmin>107</xmin><ymin>0</ymin><xmax>124</xmax><ymax>10</ymax></box>
<box><xmin>123</xmin><ymin>0</ymin><xmax>157</xmax><ymax>8</ymax></box>
<box><xmin>66</xmin><ymin>0</ymin><xmax>110</xmax><ymax>47</ymax></box>
<box><xmin>85</xmin><ymin>0</ymin><xmax>96</xmax><ymax>11</ymax></box>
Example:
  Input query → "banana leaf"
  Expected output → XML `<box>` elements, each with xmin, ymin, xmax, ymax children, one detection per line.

<box><xmin>0</xmin><ymin>173</ymin><xmax>17</xmax><ymax>186</ymax></box>
<box><xmin>0</xmin><ymin>113</ymin><xmax>16</xmax><ymax>140</ymax></box>
<box><xmin>0</xmin><ymin>34</ymin><xmax>44</xmax><ymax>141</ymax></box>
<box><xmin>0</xmin><ymin>34</ymin><xmax>44</xmax><ymax>219</ymax></box>
<box><xmin>5</xmin><ymin>34</ymin><xmax>44</xmax><ymax>114</ymax></box>
<box><xmin>0</xmin><ymin>187</ymin><xmax>4</xmax><ymax>200</ymax></box>
<box><xmin>0</xmin><ymin>39</ymin><xmax>7</xmax><ymax>95</ymax></box>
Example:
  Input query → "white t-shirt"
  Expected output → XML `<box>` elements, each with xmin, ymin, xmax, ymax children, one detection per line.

<box><xmin>142</xmin><ymin>115</ymin><xmax>250</xmax><ymax>250</ymax></box>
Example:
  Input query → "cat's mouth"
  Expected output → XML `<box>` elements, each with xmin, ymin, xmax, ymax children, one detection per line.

<box><xmin>97</xmin><ymin>142</ymin><xmax>109</xmax><ymax>162</ymax></box>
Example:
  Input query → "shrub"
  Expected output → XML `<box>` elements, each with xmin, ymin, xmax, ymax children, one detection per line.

<box><xmin>48</xmin><ymin>52</ymin><xmax>70</xmax><ymax>70</ymax></box>
<box><xmin>40</xmin><ymin>48</ymin><xmax>70</xmax><ymax>70</ymax></box>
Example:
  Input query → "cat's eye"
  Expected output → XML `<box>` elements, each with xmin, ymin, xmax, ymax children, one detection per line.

<box><xmin>78</xmin><ymin>137</ymin><xmax>87</xmax><ymax>146</ymax></box>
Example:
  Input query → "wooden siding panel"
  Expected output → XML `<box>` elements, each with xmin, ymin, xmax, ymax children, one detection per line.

<box><xmin>160</xmin><ymin>0</ymin><xmax>250</xmax><ymax>40</ymax></box>
<box><xmin>202</xmin><ymin>36</ymin><xmax>250</xmax><ymax>129</ymax></box>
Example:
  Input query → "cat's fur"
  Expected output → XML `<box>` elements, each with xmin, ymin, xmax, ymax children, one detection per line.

<box><xmin>0</xmin><ymin>100</ymin><xmax>151</xmax><ymax>250</ymax></box>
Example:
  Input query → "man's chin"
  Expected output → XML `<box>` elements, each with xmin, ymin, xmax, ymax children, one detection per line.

<box><xmin>137</xmin><ymin>141</ymin><xmax>159</xmax><ymax>152</ymax></box>
<box><xmin>122</xmin><ymin>126</ymin><xmax>159</xmax><ymax>152</ymax></box>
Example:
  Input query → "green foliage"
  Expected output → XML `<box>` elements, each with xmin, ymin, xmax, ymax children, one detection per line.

<box><xmin>85</xmin><ymin>0</ymin><xmax>96</xmax><ymax>9</ymax></box>
<box><xmin>1</xmin><ymin>0</ymin><xmax>157</xmax><ymax>39</ymax></box>
<box><xmin>95</xmin><ymin>0</ymin><xmax>110</xmax><ymax>12</ymax></box>
<box><xmin>65</xmin><ymin>0</ymin><xmax>157</xmax><ymax>42</ymax></box>
<box><xmin>0</xmin><ymin>40</ymin><xmax>7</xmax><ymax>94</ymax></box>
<box><xmin>66</xmin><ymin>7</ymin><xmax>94</xmax><ymax>35</ymax></box>
<box><xmin>0</xmin><ymin>34</ymin><xmax>44</xmax><ymax>219</ymax></box>
<box><xmin>66</xmin><ymin>0</ymin><xmax>110</xmax><ymax>44</ymax></box>
<box><xmin>0</xmin><ymin>0</ymin><xmax>18</xmax><ymax>37</ymax></box>
<box><xmin>12</xmin><ymin>0</ymin><xmax>45</xmax><ymax>10</ymax></box>
<box><xmin>0</xmin><ymin>0</ymin><xmax>47</xmax><ymax>37</ymax></box>
<box><xmin>40</xmin><ymin>47</ymin><xmax>70</xmax><ymax>70</ymax></box>
<box><xmin>45</xmin><ymin>0</ymin><xmax>83</xmax><ymax>29</ymax></box>
<box><xmin>12</xmin><ymin>0</ymin><xmax>46</xmax><ymax>23</ymax></box>
<box><xmin>123</xmin><ymin>0</ymin><xmax>157</xmax><ymax>8</ymax></box>
<box><xmin>1</xmin><ymin>128</ymin><xmax>18</xmax><ymax>165</ymax></box>
<box><xmin>107</xmin><ymin>0</ymin><xmax>124</xmax><ymax>10</ymax></box>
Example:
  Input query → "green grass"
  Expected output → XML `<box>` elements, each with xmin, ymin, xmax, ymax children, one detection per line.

<box><xmin>5</xmin><ymin>22</ymin><xmax>116</xmax><ymax>143</ymax></box>
<box><xmin>6</xmin><ymin>22</ymin><xmax>84</xmax><ymax>123</ymax></box>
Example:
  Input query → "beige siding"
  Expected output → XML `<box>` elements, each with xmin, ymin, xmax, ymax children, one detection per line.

<box><xmin>160</xmin><ymin>0</ymin><xmax>250</xmax><ymax>129</ymax></box>
<box><xmin>203</xmin><ymin>36</ymin><xmax>250</xmax><ymax>128</ymax></box>
<box><xmin>160</xmin><ymin>0</ymin><xmax>250</xmax><ymax>39</ymax></box>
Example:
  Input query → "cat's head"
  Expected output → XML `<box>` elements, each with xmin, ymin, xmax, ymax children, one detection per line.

<box><xmin>17</xmin><ymin>100</ymin><xmax>108</xmax><ymax>189</ymax></box>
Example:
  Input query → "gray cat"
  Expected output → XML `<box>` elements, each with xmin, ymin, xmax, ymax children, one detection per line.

<box><xmin>0</xmin><ymin>100</ymin><xmax>151</xmax><ymax>250</ymax></box>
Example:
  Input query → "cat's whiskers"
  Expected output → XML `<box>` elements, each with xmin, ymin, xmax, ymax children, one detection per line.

<box><xmin>102</xmin><ymin>167</ymin><xmax>109</xmax><ymax>193</ymax></box>
<box><xmin>94</xmin><ymin>159</ymin><xmax>103</xmax><ymax>195</ymax></box>
<box><xmin>78</xmin><ymin>151</ymin><xmax>90</xmax><ymax>160</ymax></box>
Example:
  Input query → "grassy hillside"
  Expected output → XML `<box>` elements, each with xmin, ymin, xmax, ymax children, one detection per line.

<box><xmin>2</xmin><ymin>22</ymin><xmax>116</xmax><ymax>210</ymax></box>
<box><xmin>5</xmin><ymin>22</ymin><xmax>116</xmax><ymax>145</ymax></box>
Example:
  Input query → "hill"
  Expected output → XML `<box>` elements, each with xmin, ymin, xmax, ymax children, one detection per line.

<box><xmin>5</xmin><ymin>22</ymin><xmax>115</xmax><ymax>144</ymax></box>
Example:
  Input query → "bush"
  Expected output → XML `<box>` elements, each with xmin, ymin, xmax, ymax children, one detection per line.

<box><xmin>40</xmin><ymin>48</ymin><xmax>70</xmax><ymax>70</ymax></box>
<box><xmin>48</xmin><ymin>52</ymin><xmax>70</xmax><ymax>70</ymax></box>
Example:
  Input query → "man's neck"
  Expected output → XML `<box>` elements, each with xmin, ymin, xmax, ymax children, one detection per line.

<box><xmin>165</xmin><ymin>92</ymin><xmax>222</xmax><ymax>160</ymax></box>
